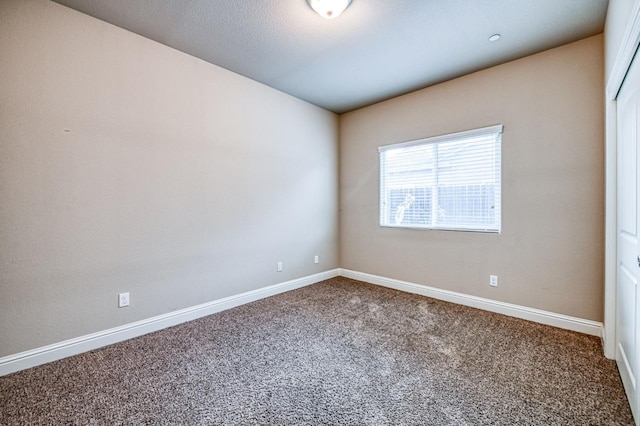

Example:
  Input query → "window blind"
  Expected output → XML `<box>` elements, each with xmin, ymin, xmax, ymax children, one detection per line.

<box><xmin>378</xmin><ymin>125</ymin><xmax>503</xmax><ymax>232</ymax></box>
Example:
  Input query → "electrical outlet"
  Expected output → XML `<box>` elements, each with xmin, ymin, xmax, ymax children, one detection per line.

<box><xmin>277</xmin><ymin>261</ymin><xmax>283</xmax><ymax>272</ymax></box>
<box><xmin>489</xmin><ymin>275</ymin><xmax>498</xmax><ymax>287</ymax></box>
<box><xmin>314</xmin><ymin>255</ymin><xmax>319</xmax><ymax>264</ymax></box>
<box><xmin>118</xmin><ymin>292</ymin><xmax>130</xmax><ymax>308</ymax></box>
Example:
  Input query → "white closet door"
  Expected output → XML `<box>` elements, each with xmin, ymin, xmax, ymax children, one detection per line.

<box><xmin>617</xmin><ymin>47</ymin><xmax>640</xmax><ymax>422</ymax></box>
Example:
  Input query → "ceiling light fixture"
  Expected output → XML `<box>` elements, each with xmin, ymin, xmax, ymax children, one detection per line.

<box><xmin>307</xmin><ymin>0</ymin><xmax>352</xmax><ymax>19</ymax></box>
<box><xmin>488</xmin><ymin>34</ymin><xmax>501</xmax><ymax>42</ymax></box>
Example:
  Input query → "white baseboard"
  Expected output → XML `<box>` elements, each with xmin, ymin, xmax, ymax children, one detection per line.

<box><xmin>0</xmin><ymin>269</ymin><xmax>340</xmax><ymax>376</ymax></box>
<box><xmin>339</xmin><ymin>269</ymin><xmax>603</xmax><ymax>337</ymax></box>
<box><xmin>1</xmin><ymin>267</ymin><xmax>603</xmax><ymax>376</ymax></box>
<box><xmin>601</xmin><ymin>325</ymin><xmax>610</xmax><ymax>359</ymax></box>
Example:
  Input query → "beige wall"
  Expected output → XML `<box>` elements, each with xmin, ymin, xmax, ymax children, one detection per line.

<box><xmin>0</xmin><ymin>0</ymin><xmax>339</xmax><ymax>356</ymax></box>
<box><xmin>340</xmin><ymin>35</ymin><xmax>605</xmax><ymax>321</ymax></box>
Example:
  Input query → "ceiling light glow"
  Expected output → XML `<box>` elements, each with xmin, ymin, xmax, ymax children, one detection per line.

<box><xmin>307</xmin><ymin>0</ymin><xmax>352</xmax><ymax>19</ymax></box>
<box><xmin>488</xmin><ymin>34</ymin><xmax>501</xmax><ymax>42</ymax></box>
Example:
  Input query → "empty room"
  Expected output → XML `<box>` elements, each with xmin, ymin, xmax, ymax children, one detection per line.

<box><xmin>1</xmin><ymin>0</ymin><xmax>638</xmax><ymax>424</ymax></box>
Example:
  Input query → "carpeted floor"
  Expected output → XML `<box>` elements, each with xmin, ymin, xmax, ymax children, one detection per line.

<box><xmin>0</xmin><ymin>277</ymin><xmax>633</xmax><ymax>425</ymax></box>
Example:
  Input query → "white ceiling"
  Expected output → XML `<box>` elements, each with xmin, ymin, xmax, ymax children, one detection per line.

<box><xmin>52</xmin><ymin>0</ymin><xmax>608</xmax><ymax>113</ymax></box>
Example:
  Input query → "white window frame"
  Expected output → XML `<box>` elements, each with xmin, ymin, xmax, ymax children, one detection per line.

<box><xmin>378</xmin><ymin>124</ymin><xmax>503</xmax><ymax>233</ymax></box>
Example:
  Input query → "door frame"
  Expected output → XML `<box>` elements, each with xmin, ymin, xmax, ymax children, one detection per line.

<box><xmin>605</xmin><ymin>0</ymin><xmax>640</xmax><ymax>359</ymax></box>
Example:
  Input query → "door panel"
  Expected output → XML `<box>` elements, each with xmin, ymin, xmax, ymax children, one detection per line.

<box><xmin>619</xmin><ymin>262</ymin><xmax>637</xmax><ymax>387</ymax></box>
<box><xmin>617</xmin><ymin>49</ymin><xmax>640</xmax><ymax>421</ymax></box>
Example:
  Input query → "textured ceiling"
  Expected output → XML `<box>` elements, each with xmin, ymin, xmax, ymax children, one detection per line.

<box><xmin>52</xmin><ymin>0</ymin><xmax>608</xmax><ymax>113</ymax></box>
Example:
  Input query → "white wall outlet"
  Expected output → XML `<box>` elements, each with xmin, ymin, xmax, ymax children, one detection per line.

<box><xmin>489</xmin><ymin>275</ymin><xmax>498</xmax><ymax>287</ymax></box>
<box><xmin>118</xmin><ymin>292</ymin><xmax>130</xmax><ymax>308</ymax></box>
<box><xmin>314</xmin><ymin>255</ymin><xmax>319</xmax><ymax>264</ymax></box>
<box><xmin>277</xmin><ymin>261</ymin><xmax>283</xmax><ymax>272</ymax></box>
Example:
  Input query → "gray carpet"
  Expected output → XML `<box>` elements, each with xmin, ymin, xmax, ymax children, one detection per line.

<box><xmin>0</xmin><ymin>277</ymin><xmax>633</xmax><ymax>425</ymax></box>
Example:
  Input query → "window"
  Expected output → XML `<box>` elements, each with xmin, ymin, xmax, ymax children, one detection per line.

<box><xmin>379</xmin><ymin>125</ymin><xmax>502</xmax><ymax>233</ymax></box>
